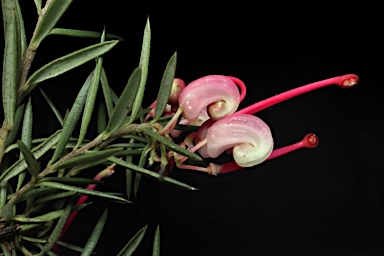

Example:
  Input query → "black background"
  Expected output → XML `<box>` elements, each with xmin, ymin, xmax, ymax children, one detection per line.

<box><xmin>2</xmin><ymin>2</ymin><xmax>383</xmax><ymax>256</ymax></box>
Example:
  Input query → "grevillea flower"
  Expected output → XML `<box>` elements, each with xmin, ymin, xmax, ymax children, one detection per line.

<box><xmin>178</xmin><ymin>75</ymin><xmax>244</xmax><ymax>122</ymax></box>
<box><xmin>158</xmin><ymin>75</ymin><xmax>246</xmax><ymax>136</ymax></box>
<box><xmin>196</xmin><ymin>114</ymin><xmax>274</xmax><ymax>167</ymax></box>
<box><xmin>174</xmin><ymin>73</ymin><xmax>359</xmax><ymax>175</ymax></box>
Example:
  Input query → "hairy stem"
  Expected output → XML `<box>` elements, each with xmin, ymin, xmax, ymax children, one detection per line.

<box><xmin>5</xmin><ymin>123</ymin><xmax>151</xmax><ymax>206</ymax></box>
<box><xmin>0</xmin><ymin>121</ymin><xmax>12</xmax><ymax>164</ymax></box>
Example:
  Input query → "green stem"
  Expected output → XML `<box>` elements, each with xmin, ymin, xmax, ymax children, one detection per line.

<box><xmin>0</xmin><ymin>121</ymin><xmax>12</xmax><ymax>164</ymax></box>
<box><xmin>5</xmin><ymin>123</ymin><xmax>151</xmax><ymax>206</ymax></box>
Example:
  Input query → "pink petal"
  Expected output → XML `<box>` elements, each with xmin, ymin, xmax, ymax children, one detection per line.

<box><xmin>178</xmin><ymin>75</ymin><xmax>240</xmax><ymax>122</ymax></box>
<box><xmin>205</xmin><ymin>114</ymin><xmax>274</xmax><ymax>167</ymax></box>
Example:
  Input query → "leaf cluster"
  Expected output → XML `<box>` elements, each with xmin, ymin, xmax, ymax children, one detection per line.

<box><xmin>0</xmin><ymin>1</ymin><xmax>200</xmax><ymax>255</ymax></box>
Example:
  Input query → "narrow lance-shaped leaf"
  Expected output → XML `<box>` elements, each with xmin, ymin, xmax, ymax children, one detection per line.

<box><xmin>40</xmin><ymin>89</ymin><xmax>64</xmax><ymax>126</ymax></box>
<box><xmin>49</xmin><ymin>73</ymin><xmax>93</xmax><ymax>165</ymax></box>
<box><xmin>36</xmin><ymin>190</ymin><xmax>76</xmax><ymax>203</ymax></box>
<box><xmin>104</xmin><ymin>67</ymin><xmax>142</xmax><ymax>138</ymax></box>
<box><xmin>36</xmin><ymin>201</ymin><xmax>73</xmax><ymax>256</ymax></box>
<box><xmin>54</xmin><ymin>241</ymin><xmax>89</xmax><ymax>254</ymax></box>
<box><xmin>13</xmin><ymin>203</ymin><xmax>88</xmax><ymax>222</ymax></box>
<box><xmin>5</xmin><ymin>103</ymin><xmax>25</xmax><ymax>146</ymax></box>
<box><xmin>97</xmin><ymin>102</ymin><xmax>107</xmax><ymax>134</ymax></box>
<box><xmin>52</xmin><ymin>148</ymin><xmax>121</xmax><ymax>170</ymax></box>
<box><xmin>153</xmin><ymin>52</ymin><xmax>177</xmax><ymax>122</ymax></box>
<box><xmin>76</xmin><ymin>53</ymin><xmax>104</xmax><ymax>148</ymax></box>
<box><xmin>2</xmin><ymin>12</ymin><xmax>18</xmax><ymax>127</ymax></box>
<box><xmin>139</xmin><ymin>127</ymin><xmax>203</xmax><ymax>161</ymax></box>
<box><xmin>39</xmin><ymin>177</ymin><xmax>103</xmax><ymax>185</ymax></box>
<box><xmin>129</xmin><ymin>17</ymin><xmax>151</xmax><ymax>123</ymax></box>
<box><xmin>37</xmin><ymin>181</ymin><xmax>130</xmax><ymax>203</ymax></box>
<box><xmin>17</xmin><ymin>140</ymin><xmax>40</xmax><ymax>179</ymax></box>
<box><xmin>49</xmin><ymin>28</ymin><xmax>123</xmax><ymax>40</ymax></box>
<box><xmin>29</xmin><ymin>0</ymin><xmax>74</xmax><ymax>50</ymax></box>
<box><xmin>15</xmin><ymin>0</ymin><xmax>27</xmax><ymax>66</ymax></box>
<box><xmin>0</xmin><ymin>159</ymin><xmax>7</xmax><ymax>207</ymax></box>
<box><xmin>125</xmin><ymin>138</ymin><xmax>135</xmax><ymax>200</ymax></box>
<box><xmin>80</xmin><ymin>210</ymin><xmax>108</xmax><ymax>256</ymax></box>
<box><xmin>22</xmin><ymin>40</ymin><xmax>118</xmax><ymax>100</ymax></box>
<box><xmin>1</xmin><ymin>0</ymin><xmax>16</xmax><ymax>36</ymax></box>
<box><xmin>0</xmin><ymin>130</ymin><xmax>62</xmax><ymax>183</ymax></box>
<box><xmin>17</xmin><ymin>97</ymin><xmax>33</xmax><ymax>189</ymax></box>
<box><xmin>117</xmin><ymin>225</ymin><xmax>148</xmax><ymax>256</ymax></box>
<box><xmin>152</xmin><ymin>225</ymin><xmax>161</xmax><ymax>256</ymax></box>
<box><xmin>134</xmin><ymin>142</ymin><xmax>151</xmax><ymax>197</ymax></box>
<box><xmin>34</xmin><ymin>0</ymin><xmax>42</xmax><ymax>14</ymax></box>
<box><xmin>20</xmin><ymin>97</ymin><xmax>33</xmax><ymax>148</ymax></box>
<box><xmin>100</xmin><ymin>67</ymin><xmax>114</xmax><ymax>118</ymax></box>
<box><xmin>109</xmin><ymin>157</ymin><xmax>197</xmax><ymax>191</ymax></box>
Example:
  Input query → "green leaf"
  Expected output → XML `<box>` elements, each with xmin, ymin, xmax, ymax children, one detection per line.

<box><xmin>49</xmin><ymin>28</ymin><xmax>123</xmax><ymax>40</ymax></box>
<box><xmin>134</xmin><ymin>173</ymin><xmax>142</xmax><ymax>198</ymax></box>
<box><xmin>104</xmin><ymin>67</ymin><xmax>142</xmax><ymax>137</ymax></box>
<box><xmin>39</xmin><ymin>177</ymin><xmax>103</xmax><ymax>185</ymax></box>
<box><xmin>100</xmin><ymin>67</ymin><xmax>114</xmax><ymax>118</ymax></box>
<box><xmin>65</xmin><ymin>158</ymin><xmax>110</xmax><ymax>177</ymax></box>
<box><xmin>152</xmin><ymin>225</ymin><xmax>160</xmax><ymax>256</ymax></box>
<box><xmin>97</xmin><ymin>102</ymin><xmax>107</xmax><ymax>134</ymax></box>
<box><xmin>76</xmin><ymin>57</ymin><xmax>104</xmax><ymax>148</ymax></box>
<box><xmin>52</xmin><ymin>148</ymin><xmax>121</xmax><ymax>170</ymax></box>
<box><xmin>40</xmin><ymin>89</ymin><xmax>64</xmax><ymax>126</ymax></box>
<box><xmin>5</xmin><ymin>103</ymin><xmax>25</xmax><ymax>146</ymax></box>
<box><xmin>109</xmin><ymin>157</ymin><xmax>197</xmax><ymax>191</ymax></box>
<box><xmin>133</xmin><ymin>142</ymin><xmax>150</xmax><ymax>197</ymax></box>
<box><xmin>35</xmin><ymin>190</ymin><xmax>76</xmax><ymax>203</ymax></box>
<box><xmin>22</xmin><ymin>40</ymin><xmax>118</xmax><ymax>99</ymax></box>
<box><xmin>34</xmin><ymin>0</ymin><xmax>42</xmax><ymax>14</ymax></box>
<box><xmin>17</xmin><ymin>140</ymin><xmax>40</xmax><ymax>178</ymax></box>
<box><xmin>37</xmin><ymin>181</ymin><xmax>130</xmax><ymax>203</ymax></box>
<box><xmin>153</xmin><ymin>52</ymin><xmax>177</xmax><ymax>122</ymax></box>
<box><xmin>15</xmin><ymin>0</ymin><xmax>27</xmax><ymax>62</ymax></box>
<box><xmin>129</xmin><ymin>17</ymin><xmax>151</xmax><ymax>124</ymax></box>
<box><xmin>21</xmin><ymin>236</ymin><xmax>47</xmax><ymax>244</ymax></box>
<box><xmin>139</xmin><ymin>127</ymin><xmax>203</xmax><ymax>161</ymax></box>
<box><xmin>0</xmin><ymin>170</ymin><xmax>7</xmax><ymax>207</ymax></box>
<box><xmin>81</xmin><ymin>210</ymin><xmax>108</xmax><ymax>256</ymax></box>
<box><xmin>49</xmin><ymin>73</ymin><xmax>93</xmax><ymax>164</ymax></box>
<box><xmin>20</xmin><ymin>97</ymin><xmax>33</xmax><ymax>148</ymax></box>
<box><xmin>117</xmin><ymin>225</ymin><xmax>148</xmax><ymax>256</ymax></box>
<box><xmin>114</xmin><ymin>149</ymin><xmax>144</xmax><ymax>158</ymax></box>
<box><xmin>2</xmin><ymin>11</ymin><xmax>18</xmax><ymax>127</ymax></box>
<box><xmin>17</xmin><ymin>97</ymin><xmax>33</xmax><ymax>189</ymax></box>
<box><xmin>125</xmin><ymin>138</ymin><xmax>135</xmax><ymax>200</ymax></box>
<box><xmin>0</xmin><ymin>203</ymin><xmax>13</xmax><ymax>220</ymax></box>
<box><xmin>56</xmin><ymin>241</ymin><xmax>90</xmax><ymax>254</ymax></box>
<box><xmin>13</xmin><ymin>204</ymin><xmax>88</xmax><ymax>222</ymax></box>
<box><xmin>0</xmin><ymin>130</ymin><xmax>61</xmax><ymax>183</ymax></box>
<box><xmin>36</xmin><ymin>201</ymin><xmax>73</xmax><ymax>256</ymax></box>
<box><xmin>29</xmin><ymin>0</ymin><xmax>74</xmax><ymax>50</ymax></box>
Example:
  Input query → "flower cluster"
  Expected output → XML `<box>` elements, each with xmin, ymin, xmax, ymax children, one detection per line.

<box><xmin>145</xmin><ymin>74</ymin><xmax>359</xmax><ymax>175</ymax></box>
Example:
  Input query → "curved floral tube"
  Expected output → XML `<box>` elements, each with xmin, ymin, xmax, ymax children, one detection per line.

<box><xmin>196</xmin><ymin>114</ymin><xmax>274</xmax><ymax>167</ymax></box>
<box><xmin>178</xmin><ymin>75</ymin><xmax>241</xmax><ymax>122</ymax></box>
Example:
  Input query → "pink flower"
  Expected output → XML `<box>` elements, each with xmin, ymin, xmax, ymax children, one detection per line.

<box><xmin>176</xmin><ymin>74</ymin><xmax>359</xmax><ymax>175</ymax></box>
<box><xmin>178</xmin><ymin>75</ymin><xmax>244</xmax><ymax>122</ymax></box>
